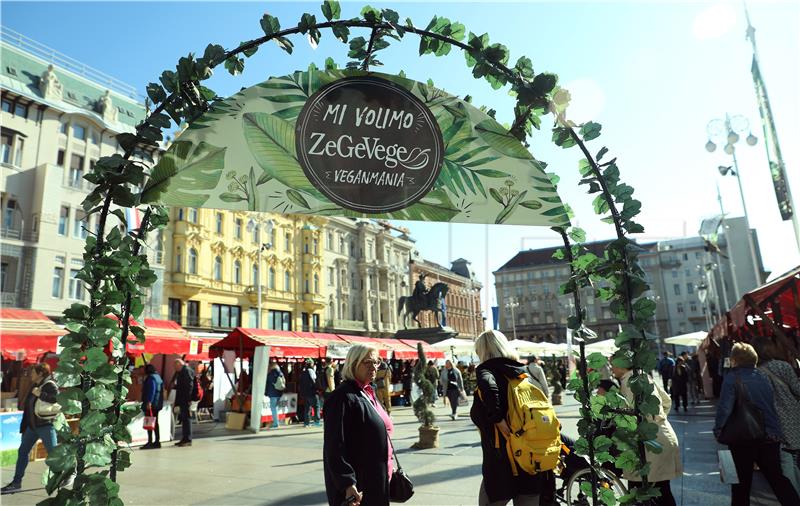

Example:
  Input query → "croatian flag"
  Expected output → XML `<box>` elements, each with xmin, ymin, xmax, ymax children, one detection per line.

<box><xmin>125</xmin><ymin>207</ymin><xmax>142</xmax><ymax>233</ymax></box>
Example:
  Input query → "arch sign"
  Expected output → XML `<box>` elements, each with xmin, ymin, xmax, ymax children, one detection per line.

<box><xmin>143</xmin><ymin>65</ymin><xmax>569</xmax><ymax>226</ymax></box>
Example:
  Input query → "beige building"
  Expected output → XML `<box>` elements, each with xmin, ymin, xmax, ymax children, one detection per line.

<box><xmin>320</xmin><ymin>218</ymin><xmax>414</xmax><ymax>337</ymax></box>
<box><xmin>0</xmin><ymin>29</ymin><xmax>162</xmax><ymax>319</ymax></box>
<box><xmin>162</xmin><ymin>210</ymin><xmax>326</xmax><ymax>332</ymax></box>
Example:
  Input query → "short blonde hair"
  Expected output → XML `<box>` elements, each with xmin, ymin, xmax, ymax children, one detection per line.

<box><xmin>475</xmin><ymin>330</ymin><xmax>519</xmax><ymax>363</ymax></box>
<box><xmin>341</xmin><ymin>344</ymin><xmax>379</xmax><ymax>381</ymax></box>
<box><xmin>730</xmin><ymin>342</ymin><xmax>758</xmax><ymax>368</ymax></box>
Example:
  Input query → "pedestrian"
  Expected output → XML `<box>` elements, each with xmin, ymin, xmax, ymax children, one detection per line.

<box><xmin>300</xmin><ymin>358</ymin><xmax>321</xmax><ymax>427</ymax></box>
<box><xmin>687</xmin><ymin>352</ymin><xmax>701</xmax><ymax>405</ymax></box>
<box><xmin>557</xmin><ymin>361</ymin><xmax>567</xmax><ymax>390</ymax></box>
<box><xmin>2</xmin><ymin>364</ymin><xmax>61</xmax><ymax>494</ymax></box>
<box><xmin>425</xmin><ymin>360</ymin><xmax>440</xmax><ymax>406</ymax></box>
<box><xmin>265</xmin><ymin>361</ymin><xmax>285</xmax><ymax>429</ymax></box>
<box><xmin>375</xmin><ymin>361</ymin><xmax>392</xmax><ymax>415</ymax></box>
<box><xmin>402</xmin><ymin>362</ymin><xmax>413</xmax><ymax>407</ymax></box>
<box><xmin>753</xmin><ymin>337</ymin><xmax>800</xmax><ymax>496</ymax></box>
<box><xmin>671</xmin><ymin>356</ymin><xmax>689</xmax><ymax>413</ymax></box>
<box><xmin>141</xmin><ymin>363</ymin><xmax>164</xmax><ymax>450</ymax></box>
<box><xmin>323</xmin><ymin>345</ymin><xmax>393</xmax><ymax>506</ymax></box>
<box><xmin>440</xmin><ymin>360</ymin><xmax>464</xmax><ymax>420</ymax></box>
<box><xmin>714</xmin><ymin>342</ymin><xmax>799</xmax><ymax>506</ymax></box>
<box><xmin>612</xmin><ymin>360</ymin><xmax>681</xmax><ymax>506</ymax></box>
<box><xmin>471</xmin><ymin>330</ymin><xmax>555</xmax><ymax>506</ymax></box>
<box><xmin>173</xmin><ymin>358</ymin><xmax>195</xmax><ymax>447</ymax></box>
<box><xmin>323</xmin><ymin>359</ymin><xmax>336</xmax><ymax>403</ymax></box>
<box><xmin>466</xmin><ymin>363</ymin><xmax>478</xmax><ymax>393</ymax></box>
<box><xmin>525</xmin><ymin>355</ymin><xmax>550</xmax><ymax>396</ymax></box>
<box><xmin>657</xmin><ymin>352</ymin><xmax>675</xmax><ymax>392</ymax></box>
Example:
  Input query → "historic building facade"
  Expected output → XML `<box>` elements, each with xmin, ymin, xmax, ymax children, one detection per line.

<box><xmin>161</xmin><ymin>210</ymin><xmax>327</xmax><ymax>332</ymax></box>
<box><xmin>0</xmin><ymin>29</ymin><xmax>163</xmax><ymax>320</ymax></box>
<box><xmin>409</xmin><ymin>257</ymin><xmax>484</xmax><ymax>340</ymax></box>
<box><xmin>320</xmin><ymin>217</ymin><xmax>414</xmax><ymax>337</ymax></box>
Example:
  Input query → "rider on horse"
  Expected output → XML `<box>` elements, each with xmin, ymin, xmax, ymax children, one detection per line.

<box><xmin>413</xmin><ymin>273</ymin><xmax>429</xmax><ymax>305</ymax></box>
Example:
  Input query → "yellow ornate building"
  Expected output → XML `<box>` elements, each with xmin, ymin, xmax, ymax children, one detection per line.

<box><xmin>161</xmin><ymin>208</ymin><xmax>326</xmax><ymax>332</ymax></box>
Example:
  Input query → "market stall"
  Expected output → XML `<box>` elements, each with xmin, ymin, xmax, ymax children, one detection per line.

<box><xmin>337</xmin><ymin>334</ymin><xmax>395</xmax><ymax>359</ymax></box>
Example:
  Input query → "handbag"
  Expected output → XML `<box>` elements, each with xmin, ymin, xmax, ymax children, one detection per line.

<box><xmin>274</xmin><ymin>375</ymin><xmax>286</xmax><ymax>392</ymax></box>
<box><xmin>34</xmin><ymin>381</ymin><xmax>61</xmax><ymax>421</ymax></box>
<box><xmin>717</xmin><ymin>377</ymin><xmax>766</xmax><ymax>445</ymax></box>
<box><xmin>143</xmin><ymin>407</ymin><xmax>157</xmax><ymax>431</ymax></box>
<box><xmin>388</xmin><ymin>438</ymin><xmax>414</xmax><ymax>503</ymax></box>
<box><xmin>458</xmin><ymin>390</ymin><xmax>469</xmax><ymax>407</ymax></box>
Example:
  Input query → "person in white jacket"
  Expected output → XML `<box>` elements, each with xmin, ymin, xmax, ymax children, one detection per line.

<box><xmin>526</xmin><ymin>355</ymin><xmax>550</xmax><ymax>397</ymax></box>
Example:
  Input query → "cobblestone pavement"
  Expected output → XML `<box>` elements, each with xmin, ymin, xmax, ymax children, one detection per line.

<box><xmin>1</xmin><ymin>395</ymin><xmax>778</xmax><ymax>505</ymax></box>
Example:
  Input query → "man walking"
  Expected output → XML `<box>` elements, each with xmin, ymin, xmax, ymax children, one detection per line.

<box><xmin>375</xmin><ymin>361</ymin><xmax>392</xmax><ymax>414</ymax></box>
<box><xmin>2</xmin><ymin>364</ymin><xmax>60</xmax><ymax>494</ymax></box>
<box><xmin>300</xmin><ymin>359</ymin><xmax>321</xmax><ymax>427</ymax></box>
<box><xmin>657</xmin><ymin>352</ymin><xmax>675</xmax><ymax>393</ymax></box>
<box><xmin>526</xmin><ymin>355</ymin><xmax>550</xmax><ymax>396</ymax></box>
<box><xmin>173</xmin><ymin>358</ymin><xmax>194</xmax><ymax>447</ymax></box>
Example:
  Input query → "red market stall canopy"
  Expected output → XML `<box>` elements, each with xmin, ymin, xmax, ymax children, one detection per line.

<box><xmin>0</xmin><ymin>309</ymin><xmax>64</xmax><ymax>363</ymax></box>
<box><xmin>292</xmin><ymin>331</ymin><xmax>351</xmax><ymax>358</ymax></box>
<box><xmin>395</xmin><ymin>338</ymin><xmax>446</xmax><ymax>360</ymax></box>
<box><xmin>208</xmin><ymin>328</ymin><xmax>321</xmax><ymax>359</ymax></box>
<box><xmin>132</xmin><ymin>319</ymin><xmax>201</xmax><ymax>357</ymax></box>
<box><xmin>336</xmin><ymin>334</ymin><xmax>396</xmax><ymax>359</ymax></box>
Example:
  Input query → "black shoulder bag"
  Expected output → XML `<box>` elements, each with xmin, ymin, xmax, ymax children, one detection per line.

<box><xmin>388</xmin><ymin>438</ymin><xmax>414</xmax><ymax>503</ymax></box>
<box><xmin>717</xmin><ymin>376</ymin><xmax>766</xmax><ymax>446</ymax></box>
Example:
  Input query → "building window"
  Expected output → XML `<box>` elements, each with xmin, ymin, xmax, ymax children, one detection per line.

<box><xmin>52</xmin><ymin>267</ymin><xmax>64</xmax><ymax>298</ymax></box>
<box><xmin>69</xmin><ymin>264</ymin><xmax>84</xmax><ymax>300</ymax></box>
<box><xmin>314</xmin><ymin>274</ymin><xmax>319</xmax><ymax>293</ymax></box>
<box><xmin>69</xmin><ymin>154</ymin><xmax>84</xmax><ymax>188</ymax></box>
<box><xmin>72</xmin><ymin>211</ymin><xmax>88</xmax><ymax>239</ymax></box>
<box><xmin>304</xmin><ymin>240</ymin><xmax>309</xmax><ymax>254</ymax></box>
<box><xmin>233</xmin><ymin>260</ymin><xmax>241</xmax><ymax>284</ymax></box>
<box><xmin>188</xmin><ymin>248</ymin><xmax>198</xmax><ymax>274</ymax></box>
<box><xmin>313</xmin><ymin>238</ymin><xmax>319</xmax><ymax>255</ymax></box>
<box><xmin>302</xmin><ymin>312</ymin><xmax>310</xmax><ymax>331</ymax></box>
<box><xmin>269</xmin><ymin>267</ymin><xmax>276</xmax><ymax>289</ymax></box>
<box><xmin>213</xmin><ymin>256</ymin><xmax>222</xmax><ymax>281</ymax></box>
<box><xmin>305</xmin><ymin>278</ymin><xmax>310</xmax><ymax>293</ymax></box>
<box><xmin>252</xmin><ymin>263</ymin><xmax>259</xmax><ymax>286</ymax></box>
<box><xmin>339</xmin><ymin>236</ymin><xmax>345</xmax><ymax>253</ymax></box>
<box><xmin>89</xmin><ymin>130</ymin><xmax>99</xmax><ymax>145</ymax></box>
<box><xmin>686</xmin><ymin>283</ymin><xmax>694</xmax><ymax>294</ymax></box>
<box><xmin>0</xmin><ymin>132</ymin><xmax>11</xmax><ymax>164</ymax></box>
<box><xmin>234</xmin><ymin>218</ymin><xmax>242</xmax><ymax>239</ymax></box>
<box><xmin>60</xmin><ymin>121</ymin><xmax>68</xmax><ymax>134</ymax></box>
<box><xmin>58</xmin><ymin>206</ymin><xmax>69</xmax><ymax>235</ymax></box>
<box><xmin>188</xmin><ymin>208</ymin><xmax>197</xmax><ymax>223</ymax></box>
<box><xmin>72</xmin><ymin>124</ymin><xmax>86</xmax><ymax>141</ymax></box>
<box><xmin>673</xmin><ymin>283</ymin><xmax>680</xmax><ymax>296</ymax></box>
<box><xmin>328</xmin><ymin>267</ymin><xmax>335</xmax><ymax>286</ymax></box>
<box><xmin>677</xmin><ymin>303</ymin><xmax>684</xmax><ymax>314</ymax></box>
<box><xmin>13</xmin><ymin>137</ymin><xmax>23</xmax><ymax>166</ymax></box>
<box><xmin>251</xmin><ymin>225</ymin><xmax>260</xmax><ymax>244</ymax></box>
<box><xmin>3</xmin><ymin>200</ymin><xmax>16</xmax><ymax>231</ymax></box>
<box><xmin>285</xmin><ymin>232</ymin><xmax>291</xmax><ymax>252</ymax></box>
<box><xmin>683</xmin><ymin>253</ymin><xmax>688</xmax><ymax>261</ymax></box>
<box><xmin>671</xmin><ymin>270</ymin><xmax>678</xmax><ymax>279</ymax></box>
<box><xmin>211</xmin><ymin>303</ymin><xmax>241</xmax><ymax>328</ymax></box>
<box><xmin>267</xmin><ymin>310</ymin><xmax>292</xmax><ymax>331</ymax></box>
<box><xmin>690</xmin><ymin>301</ymin><xmax>697</xmax><ymax>313</ymax></box>
<box><xmin>186</xmin><ymin>300</ymin><xmax>199</xmax><ymax>326</ymax></box>
<box><xmin>284</xmin><ymin>270</ymin><xmax>291</xmax><ymax>291</ymax></box>
<box><xmin>327</xmin><ymin>232</ymin><xmax>333</xmax><ymax>250</ymax></box>
<box><xmin>215</xmin><ymin>212</ymin><xmax>223</xmax><ymax>234</ymax></box>
<box><xmin>168</xmin><ymin>298</ymin><xmax>182</xmax><ymax>323</ymax></box>
<box><xmin>175</xmin><ymin>247</ymin><xmax>182</xmax><ymax>273</ymax></box>
<box><xmin>13</xmin><ymin>103</ymin><xmax>27</xmax><ymax>119</ymax></box>
<box><xmin>684</xmin><ymin>268</ymin><xmax>691</xmax><ymax>277</ymax></box>
<box><xmin>1</xmin><ymin>99</ymin><xmax>11</xmax><ymax>113</ymax></box>
<box><xmin>56</xmin><ymin>149</ymin><xmax>65</xmax><ymax>166</ymax></box>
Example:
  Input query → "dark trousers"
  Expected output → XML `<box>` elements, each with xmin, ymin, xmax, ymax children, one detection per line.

<box><xmin>661</xmin><ymin>375</ymin><xmax>671</xmax><ymax>392</ymax></box>
<box><xmin>671</xmin><ymin>390</ymin><xmax>687</xmax><ymax>411</ymax></box>
<box><xmin>147</xmin><ymin>415</ymin><xmax>161</xmax><ymax>444</ymax></box>
<box><xmin>446</xmin><ymin>389</ymin><xmax>460</xmax><ymax>415</ymax></box>
<box><xmin>178</xmin><ymin>404</ymin><xmax>192</xmax><ymax>442</ymax></box>
<box><xmin>729</xmin><ymin>441</ymin><xmax>800</xmax><ymax>506</ymax></box>
<box><xmin>13</xmin><ymin>425</ymin><xmax>57</xmax><ymax>484</ymax></box>
<box><xmin>304</xmin><ymin>394</ymin><xmax>320</xmax><ymax>425</ymax></box>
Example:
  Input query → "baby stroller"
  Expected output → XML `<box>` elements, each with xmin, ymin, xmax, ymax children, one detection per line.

<box><xmin>555</xmin><ymin>433</ymin><xmax>626</xmax><ymax>506</ymax></box>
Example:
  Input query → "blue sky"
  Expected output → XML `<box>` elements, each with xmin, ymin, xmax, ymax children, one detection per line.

<box><xmin>3</xmin><ymin>1</ymin><xmax>798</xmax><ymax>326</ymax></box>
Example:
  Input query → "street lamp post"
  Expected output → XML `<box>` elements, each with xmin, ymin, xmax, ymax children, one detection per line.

<box><xmin>649</xmin><ymin>295</ymin><xmax>662</xmax><ymax>357</ymax></box>
<box><xmin>505</xmin><ymin>297</ymin><xmax>520</xmax><ymax>340</ymax></box>
<box><xmin>706</xmin><ymin>114</ymin><xmax>762</xmax><ymax>288</ymax></box>
<box><xmin>247</xmin><ymin>216</ymin><xmax>274</xmax><ymax>329</ymax></box>
<box><xmin>696</xmin><ymin>283</ymin><xmax>711</xmax><ymax>331</ymax></box>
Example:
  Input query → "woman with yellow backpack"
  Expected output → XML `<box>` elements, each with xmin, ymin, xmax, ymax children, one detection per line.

<box><xmin>471</xmin><ymin>330</ymin><xmax>561</xmax><ymax>506</ymax></box>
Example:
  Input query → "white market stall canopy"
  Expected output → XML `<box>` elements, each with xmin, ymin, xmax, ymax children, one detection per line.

<box><xmin>431</xmin><ymin>337</ymin><xmax>475</xmax><ymax>356</ymax></box>
<box><xmin>663</xmin><ymin>331</ymin><xmax>706</xmax><ymax>347</ymax></box>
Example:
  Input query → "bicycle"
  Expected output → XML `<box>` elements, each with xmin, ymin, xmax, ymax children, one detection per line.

<box><xmin>560</xmin><ymin>465</ymin><xmax>627</xmax><ymax>505</ymax></box>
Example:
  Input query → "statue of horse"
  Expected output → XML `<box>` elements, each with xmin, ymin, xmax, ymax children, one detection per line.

<box><xmin>397</xmin><ymin>282</ymin><xmax>449</xmax><ymax>329</ymax></box>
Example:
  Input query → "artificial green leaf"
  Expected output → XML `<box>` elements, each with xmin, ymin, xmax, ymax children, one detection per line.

<box><xmin>86</xmin><ymin>385</ymin><xmax>115</xmax><ymax>410</ymax></box>
<box><xmin>580</xmin><ymin>121</ymin><xmax>602</xmax><ymax>141</ymax></box>
<box><xmin>260</xmin><ymin>13</ymin><xmax>281</xmax><ymax>35</ymax></box>
<box><xmin>83</xmin><ymin>347</ymin><xmax>108</xmax><ymax>372</ymax></box>
<box><xmin>321</xmin><ymin>0</ymin><xmax>341</xmax><ymax>21</ymax></box>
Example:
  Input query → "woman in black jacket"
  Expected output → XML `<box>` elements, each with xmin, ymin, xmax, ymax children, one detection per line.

<box><xmin>471</xmin><ymin>330</ymin><xmax>554</xmax><ymax>506</ymax></box>
<box><xmin>323</xmin><ymin>345</ymin><xmax>394</xmax><ymax>506</ymax></box>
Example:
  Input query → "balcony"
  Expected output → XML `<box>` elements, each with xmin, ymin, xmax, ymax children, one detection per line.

<box><xmin>169</xmin><ymin>273</ymin><xmax>206</xmax><ymax>297</ymax></box>
<box><xmin>302</xmin><ymin>292</ymin><xmax>326</xmax><ymax>305</ymax></box>
<box><xmin>0</xmin><ymin>228</ymin><xmax>38</xmax><ymax>242</ymax></box>
<box><xmin>170</xmin><ymin>316</ymin><xmax>237</xmax><ymax>331</ymax></box>
<box><xmin>327</xmin><ymin>319</ymin><xmax>366</xmax><ymax>332</ymax></box>
<box><xmin>660</xmin><ymin>257</ymin><xmax>681</xmax><ymax>268</ymax></box>
<box><xmin>245</xmin><ymin>285</ymin><xmax>297</xmax><ymax>304</ymax></box>
<box><xmin>1</xmin><ymin>292</ymin><xmax>18</xmax><ymax>307</ymax></box>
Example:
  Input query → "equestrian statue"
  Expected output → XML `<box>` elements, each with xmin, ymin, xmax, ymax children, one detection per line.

<box><xmin>397</xmin><ymin>273</ymin><xmax>449</xmax><ymax>329</ymax></box>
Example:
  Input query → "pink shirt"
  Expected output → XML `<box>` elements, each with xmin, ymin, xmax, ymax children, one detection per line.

<box><xmin>357</xmin><ymin>379</ymin><xmax>394</xmax><ymax>480</ymax></box>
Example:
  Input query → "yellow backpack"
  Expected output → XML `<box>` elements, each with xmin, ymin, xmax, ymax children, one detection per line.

<box><xmin>502</xmin><ymin>373</ymin><xmax>562</xmax><ymax>476</ymax></box>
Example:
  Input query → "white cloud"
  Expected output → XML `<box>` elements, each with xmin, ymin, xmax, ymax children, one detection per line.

<box><xmin>693</xmin><ymin>3</ymin><xmax>738</xmax><ymax>40</ymax></box>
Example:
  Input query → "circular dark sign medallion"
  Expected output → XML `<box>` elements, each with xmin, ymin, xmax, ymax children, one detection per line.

<box><xmin>295</xmin><ymin>76</ymin><xmax>444</xmax><ymax>213</ymax></box>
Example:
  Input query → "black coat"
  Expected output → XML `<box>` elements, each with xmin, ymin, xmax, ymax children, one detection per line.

<box><xmin>323</xmin><ymin>380</ymin><xmax>389</xmax><ymax>506</ymax></box>
<box><xmin>175</xmin><ymin>365</ymin><xmax>195</xmax><ymax>407</ymax></box>
<box><xmin>20</xmin><ymin>376</ymin><xmax>59</xmax><ymax>433</ymax></box>
<box><xmin>470</xmin><ymin>357</ymin><xmax>551</xmax><ymax>503</ymax></box>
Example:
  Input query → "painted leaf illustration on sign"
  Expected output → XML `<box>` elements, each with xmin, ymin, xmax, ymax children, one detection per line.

<box><xmin>242</xmin><ymin>112</ymin><xmax>322</xmax><ymax>202</ymax></box>
<box><xmin>141</xmin><ymin>140</ymin><xmax>226</xmax><ymax>206</ymax></box>
<box><xmin>474</xmin><ymin>119</ymin><xmax>533</xmax><ymax>159</ymax></box>
<box><xmin>257</xmin><ymin>65</ymin><xmax>341</xmax><ymax>121</ymax></box>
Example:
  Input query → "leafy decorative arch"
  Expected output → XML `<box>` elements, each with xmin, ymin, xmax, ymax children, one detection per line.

<box><xmin>45</xmin><ymin>3</ymin><xmax>658</xmax><ymax>506</ymax></box>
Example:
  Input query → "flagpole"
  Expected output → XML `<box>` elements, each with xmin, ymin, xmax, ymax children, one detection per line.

<box><xmin>744</xmin><ymin>1</ymin><xmax>800</xmax><ymax>254</ymax></box>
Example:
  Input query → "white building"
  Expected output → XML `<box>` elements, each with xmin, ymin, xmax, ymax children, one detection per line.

<box><xmin>0</xmin><ymin>28</ymin><xmax>163</xmax><ymax>319</ymax></box>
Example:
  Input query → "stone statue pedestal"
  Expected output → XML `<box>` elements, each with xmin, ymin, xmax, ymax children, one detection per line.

<box><xmin>394</xmin><ymin>326</ymin><xmax>458</xmax><ymax>345</ymax></box>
